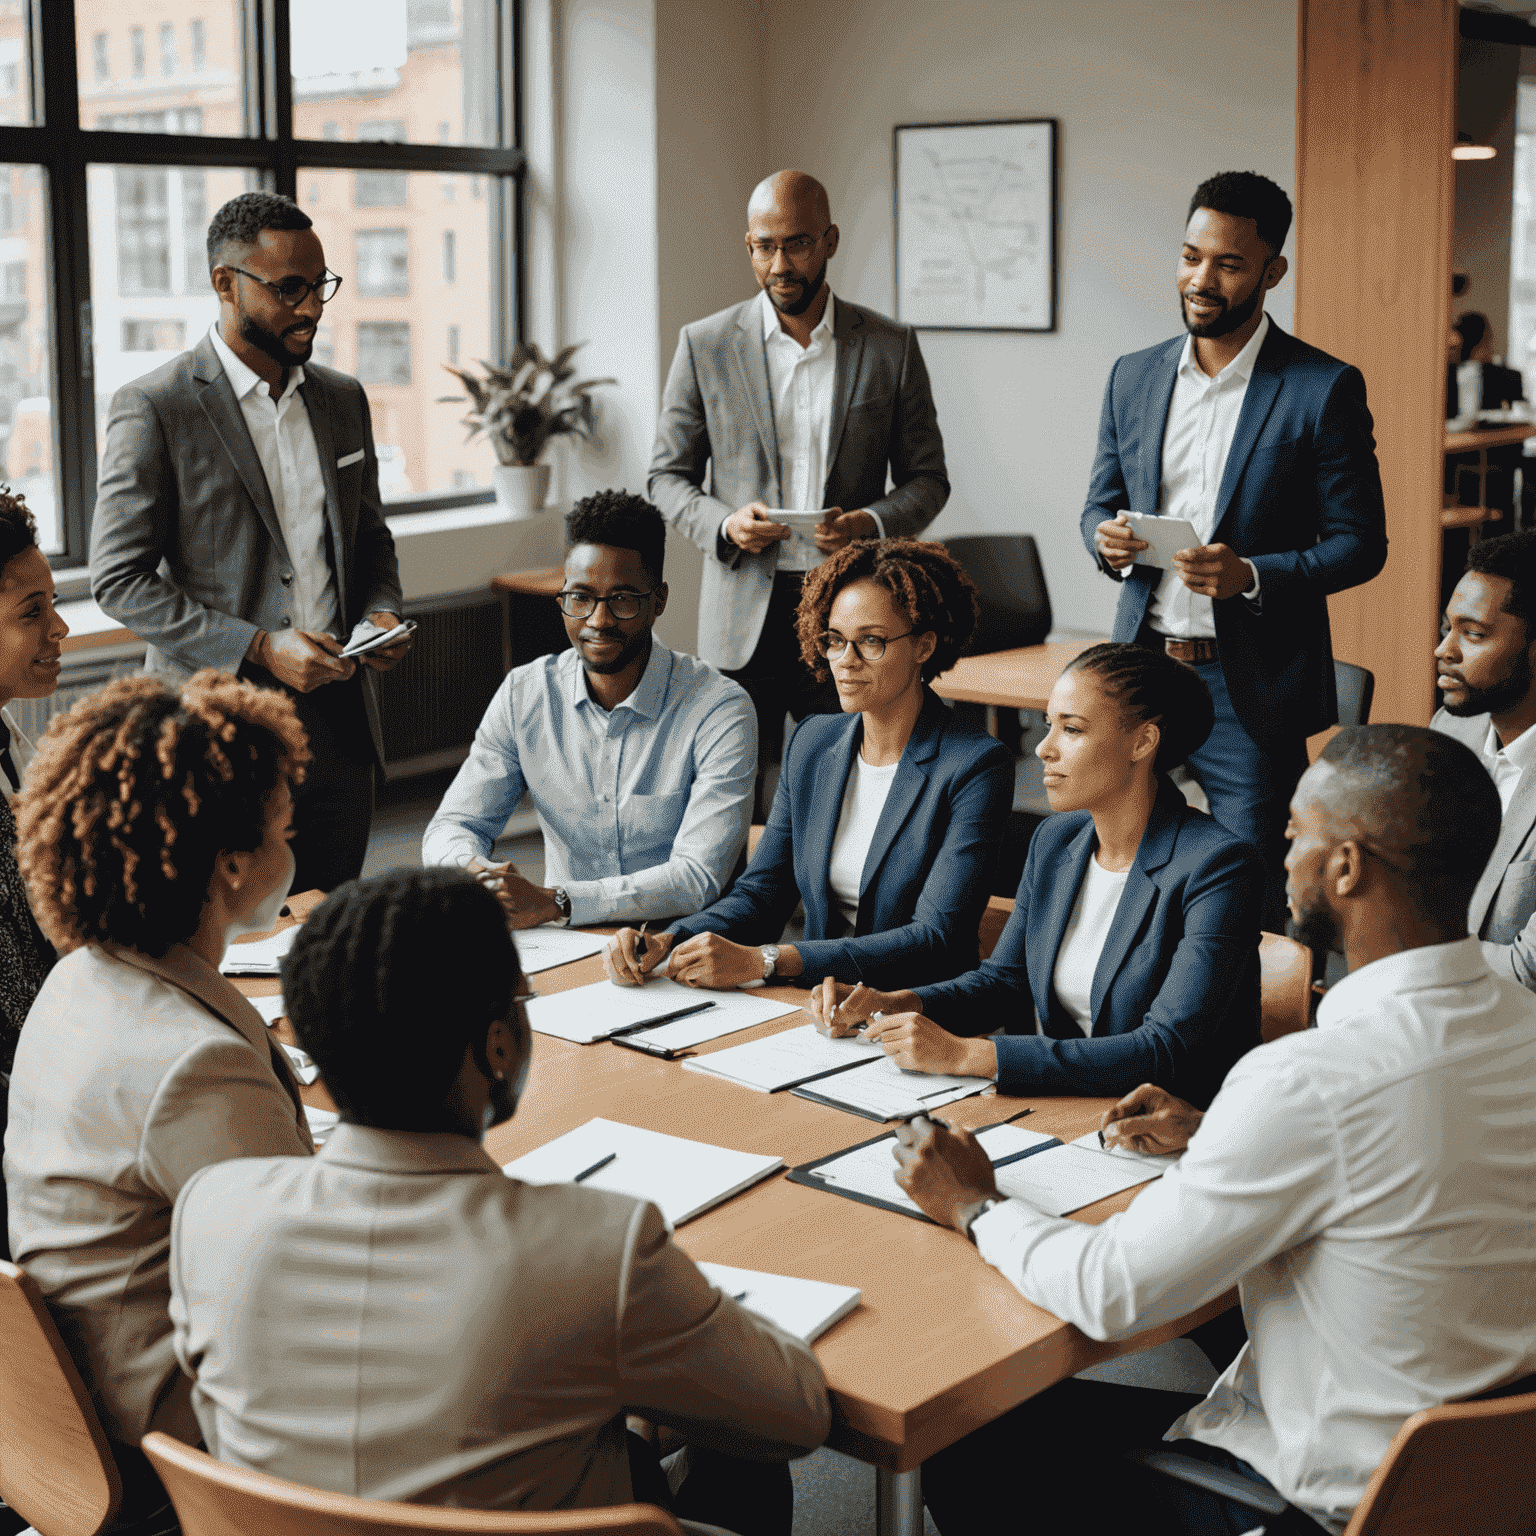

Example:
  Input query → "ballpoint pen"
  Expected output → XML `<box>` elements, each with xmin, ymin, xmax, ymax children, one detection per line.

<box><xmin>635</xmin><ymin>921</ymin><xmax>649</xmax><ymax>962</ymax></box>
<box><xmin>606</xmin><ymin>1000</ymin><xmax>717</xmax><ymax>1037</ymax></box>
<box><xmin>573</xmin><ymin>1152</ymin><xmax>616</xmax><ymax>1183</ymax></box>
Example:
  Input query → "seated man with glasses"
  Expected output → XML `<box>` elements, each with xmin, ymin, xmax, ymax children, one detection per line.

<box><xmin>423</xmin><ymin>491</ymin><xmax>757</xmax><ymax>928</ymax></box>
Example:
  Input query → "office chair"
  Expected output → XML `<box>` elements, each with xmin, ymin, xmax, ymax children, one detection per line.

<box><xmin>1333</xmin><ymin>660</ymin><xmax>1375</xmax><ymax>728</ymax></box>
<box><xmin>941</xmin><ymin>536</ymin><xmax>1053</xmax><ymax>655</ymax></box>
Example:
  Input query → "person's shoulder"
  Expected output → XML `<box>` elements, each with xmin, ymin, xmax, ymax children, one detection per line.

<box><xmin>1260</xmin><ymin>323</ymin><xmax>1356</xmax><ymax>384</ymax></box>
<box><xmin>1108</xmin><ymin>334</ymin><xmax>1184</xmax><ymax>379</ymax></box>
<box><xmin>837</xmin><ymin>297</ymin><xmax>912</xmax><ymax>341</ymax></box>
<box><xmin>784</xmin><ymin>707</ymin><xmax>856</xmax><ymax>769</ymax></box>
<box><xmin>933</xmin><ymin>705</ymin><xmax>1015</xmax><ymax>772</ymax></box>
<box><xmin>1031</xmin><ymin>807</ymin><xmax>1093</xmax><ymax>857</ymax></box>
<box><xmin>1168</xmin><ymin>799</ymin><xmax>1263</xmax><ymax>868</ymax></box>
<box><xmin>679</xmin><ymin>298</ymin><xmax>758</xmax><ymax>345</ymax></box>
<box><xmin>301</xmin><ymin>359</ymin><xmax>366</xmax><ymax>401</ymax></box>
<box><xmin>110</xmin><ymin>348</ymin><xmax>201</xmax><ymax>409</ymax></box>
<box><xmin>664</xmin><ymin>646</ymin><xmax>753</xmax><ymax>712</ymax></box>
<box><xmin>177</xmin><ymin>1148</ymin><xmax>307</xmax><ymax>1218</ymax></box>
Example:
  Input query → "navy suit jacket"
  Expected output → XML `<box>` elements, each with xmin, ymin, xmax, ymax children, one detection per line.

<box><xmin>1081</xmin><ymin>322</ymin><xmax>1387</xmax><ymax>747</ymax></box>
<box><xmin>914</xmin><ymin>780</ymin><xmax>1263</xmax><ymax>1106</ymax></box>
<box><xmin>670</xmin><ymin>691</ymin><xmax>1014</xmax><ymax>987</ymax></box>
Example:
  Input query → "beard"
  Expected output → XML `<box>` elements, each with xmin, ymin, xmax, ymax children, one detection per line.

<box><xmin>580</xmin><ymin>627</ymin><xmax>650</xmax><ymax>676</ymax></box>
<box><xmin>1181</xmin><ymin>267</ymin><xmax>1267</xmax><ymax>339</ymax></box>
<box><xmin>238</xmin><ymin>307</ymin><xmax>314</xmax><ymax>368</ymax></box>
<box><xmin>1441</xmin><ymin>646</ymin><xmax>1535</xmax><ymax>718</ymax></box>
<box><xmin>1290</xmin><ymin>892</ymin><xmax>1339</xmax><ymax>956</ymax></box>
<box><xmin>766</xmin><ymin>260</ymin><xmax>827</xmax><ymax>317</ymax></box>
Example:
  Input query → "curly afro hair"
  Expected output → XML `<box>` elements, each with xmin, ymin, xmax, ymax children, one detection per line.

<box><xmin>794</xmin><ymin>538</ymin><xmax>979</xmax><ymax>684</ymax></box>
<box><xmin>16</xmin><ymin>670</ymin><xmax>309</xmax><ymax>957</ymax></box>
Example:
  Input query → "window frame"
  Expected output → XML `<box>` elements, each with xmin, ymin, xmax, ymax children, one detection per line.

<box><xmin>0</xmin><ymin>0</ymin><xmax>524</xmax><ymax>573</ymax></box>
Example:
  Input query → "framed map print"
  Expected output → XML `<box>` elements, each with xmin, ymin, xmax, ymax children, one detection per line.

<box><xmin>894</xmin><ymin>118</ymin><xmax>1058</xmax><ymax>332</ymax></box>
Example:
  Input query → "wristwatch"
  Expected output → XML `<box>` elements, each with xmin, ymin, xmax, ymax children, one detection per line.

<box><xmin>963</xmin><ymin>1197</ymin><xmax>1003</xmax><ymax>1243</ymax></box>
<box><xmin>759</xmin><ymin>943</ymin><xmax>781</xmax><ymax>981</ymax></box>
<box><xmin>550</xmin><ymin>885</ymin><xmax>572</xmax><ymax>927</ymax></box>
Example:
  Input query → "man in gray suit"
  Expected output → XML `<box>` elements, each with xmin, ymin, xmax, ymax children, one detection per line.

<box><xmin>649</xmin><ymin>170</ymin><xmax>947</xmax><ymax>808</ymax></box>
<box><xmin>1433</xmin><ymin>529</ymin><xmax>1536</xmax><ymax>986</ymax></box>
<box><xmin>91</xmin><ymin>192</ymin><xmax>410</xmax><ymax>893</ymax></box>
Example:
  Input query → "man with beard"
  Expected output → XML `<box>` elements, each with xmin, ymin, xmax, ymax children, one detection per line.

<box><xmin>91</xmin><ymin>192</ymin><xmax>408</xmax><ymax>892</ymax></box>
<box><xmin>650</xmin><ymin>169</ymin><xmax>947</xmax><ymax>817</ymax></box>
<box><xmin>423</xmin><ymin>491</ymin><xmax>756</xmax><ymax>928</ymax></box>
<box><xmin>893</xmin><ymin>725</ymin><xmax>1536</xmax><ymax>1536</ymax></box>
<box><xmin>168</xmin><ymin>869</ymin><xmax>828</xmax><ymax>1534</ymax></box>
<box><xmin>1432</xmin><ymin>530</ymin><xmax>1536</xmax><ymax>986</ymax></box>
<box><xmin>1086</xmin><ymin>172</ymin><xmax>1387</xmax><ymax>928</ymax></box>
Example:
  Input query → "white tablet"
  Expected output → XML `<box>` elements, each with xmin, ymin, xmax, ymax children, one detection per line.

<box><xmin>1124</xmin><ymin>513</ymin><xmax>1201</xmax><ymax>570</ymax></box>
<box><xmin>764</xmin><ymin>508</ymin><xmax>834</xmax><ymax>529</ymax></box>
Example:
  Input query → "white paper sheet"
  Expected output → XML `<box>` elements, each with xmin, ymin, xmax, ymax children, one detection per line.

<box><xmin>682</xmin><ymin>1023</ymin><xmax>883</xmax><ymax>1093</ymax></box>
<box><xmin>502</xmin><ymin>1116</ymin><xmax>783</xmax><ymax>1228</ymax></box>
<box><xmin>512</xmin><ymin>927</ymin><xmax>609</xmax><ymax>974</ymax></box>
<box><xmin>1124</xmin><ymin>512</ymin><xmax>1200</xmax><ymax>570</ymax></box>
<box><xmin>525</xmin><ymin>976</ymin><xmax>801</xmax><ymax>1046</ymax></box>
<box><xmin>995</xmin><ymin>1141</ymin><xmax>1166</xmax><ymax>1216</ymax></box>
<box><xmin>793</xmin><ymin>1055</ymin><xmax>991</xmax><ymax>1120</ymax></box>
<box><xmin>696</xmin><ymin>1262</ymin><xmax>861</xmax><ymax>1344</ymax></box>
<box><xmin>220</xmin><ymin>926</ymin><xmax>299</xmax><ymax>975</ymax></box>
<box><xmin>250</xmin><ymin>994</ymin><xmax>286</xmax><ymax>1026</ymax></box>
<box><xmin>1069</xmin><ymin>1129</ymin><xmax>1183</xmax><ymax>1170</ymax></box>
<box><xmin>763</xmin><ymin>508</ymin><xmax>832</xmax><ymax>529</ymax></box>
<box><xmin>280</xmin><ymin>1042</ymin><xmax>321</xmax><ymax>1085</ymax></box>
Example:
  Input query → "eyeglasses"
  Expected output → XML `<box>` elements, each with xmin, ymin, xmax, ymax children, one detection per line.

<box><xmin>226</xmin><ymin>266</ymin><xmax>344</xmax><ymax>307</ymax></box>
<box><xmin>819</xmin><ymin>631</ymin><xmax>915</xmax><ymax>662</ymax></box>
<box><xmin>748</xmin><ymin>228</ymin><xmax>831</xmax><ymax>261</ymax></box>
<box><xmin>555</xmin><ymin>588</ymin><xmax>658</xmax><ymax>620</ymax></box>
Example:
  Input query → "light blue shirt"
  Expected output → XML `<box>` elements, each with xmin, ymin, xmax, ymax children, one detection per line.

<box><xmin>422</xmin><ymin>640</ymin><xmax>757</xmax><ymax>927</ymax></box>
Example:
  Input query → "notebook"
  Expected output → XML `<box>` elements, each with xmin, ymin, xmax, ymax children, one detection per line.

<box><xmin>525</xmin><ymin>977</ymin><xmax>801</xmax><ymax>1047</ymax></box>
<box><xmin>513</xmin><ymin>927</ymin><xmax>609</xmax><ymax>974</ymax></box>
<box><xmin>682</xmin><ymin>1023</ymin><xmax>884</xmax><ymax>1093</ymax></box>
<box><xmin>501</xmin><ymin>1117</ymin><xmax>784</xmax><ymax>1228</ymax></box>
<box><xmin>791</xmin><ymin>1055</ymin><xmax>992</xmax><ymax>1121</ymax></box>
<box><xmin>697</xmin><ymin>1262</ymin><xmax>861</xmax><ymax>1344</ymax></box>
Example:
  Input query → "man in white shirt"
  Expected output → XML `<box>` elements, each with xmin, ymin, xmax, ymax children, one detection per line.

<box><xmin>92</xmin><ymin>192</ymin><xmax>411</xmax><ymax>892</ymax></box>
<box><xmin>1432</xmin><ymin>530</ymin><xmax>1536</xmax><ymax>986</ymax></box>
<box><xmin>1086</xmin><ymin>172</ymin><xmax>1387</xmax><ymax>926</ymax></box>
<box><xmin>650</xmin><ymin>170</ymin><xmax>948</xmax><ymax>815</ymax></box>
<box><xmin>892</xmin><ymin>724</ymin><xmax>1536</xmax><ymax>1535</ymax></box>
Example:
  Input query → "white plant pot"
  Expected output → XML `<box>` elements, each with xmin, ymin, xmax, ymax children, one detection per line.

<box><xmin>493</xmin><ymin>463</ymin><xmax>553</xmax><ymax>518</ymax></box>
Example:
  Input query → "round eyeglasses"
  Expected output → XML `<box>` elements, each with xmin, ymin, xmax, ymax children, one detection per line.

<box><xmin>819</xmin><ymin>631</ymin><xmax>915</xmax><ymax>662</ymax></box>
<box><xmin>555</xmin><ymin>588</ymin><xmax>658</xmax><ymax>620</ymax></box>
<box><xmin>227</xmin><ymin>266</ymin><xmax>344</xmax><ymax>307</ymax></box>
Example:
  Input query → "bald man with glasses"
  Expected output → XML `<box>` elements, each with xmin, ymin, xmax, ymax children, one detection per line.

<box><xmin>423</xmin><ymin>491</ymin><xmax>757</xmax><ymax>929</ymax></box>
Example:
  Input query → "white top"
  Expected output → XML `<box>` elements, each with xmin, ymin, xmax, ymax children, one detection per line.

<box><xmin>970</xmin><ymin>937</ymin><xmax>1536</xmax><ymax>1533</ymax></box>
<box><xmin>1050</xmin><ymin>855</ymin><xmax>1129</xmax><ymax>1036</ymax></box>
<box><xmin>1147</xmin><ymin>312</ymin><xmax>1268</xmax><ymax>639</ymax></box>
<box><xmin>1481</xmin><ymin>717</ymin><xmax>1536</xmax><ymax>815</ymax></box>
<box><xmin>826</xmin><ymin>751</ymin><xmax>899</xmax><ymax>930</ymax></box>
<box><xmin>763</xmin><ymin>288</ymin><xmax>838</xmax><ymax>573</ymax></box>
<box><xmin>0</xmin><ymin>703</ymin><xmax>35</xmax><ymax>801</ymax></box>
<box><xmin>208</xmin><ymin>324</ymin><xmax>340</xmax><ymax>636</ymax></box>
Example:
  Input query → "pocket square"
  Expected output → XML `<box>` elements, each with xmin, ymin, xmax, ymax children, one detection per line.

<box><xmin>337</xmin><ymin>449</ymin><xmax>365</xmax><ymax>469</ymax></box>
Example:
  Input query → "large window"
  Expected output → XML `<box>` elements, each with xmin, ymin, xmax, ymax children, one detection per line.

<box><xmin>5</xmin><ymin>0</ymin><xmax>521</xmax><ymax>568</ymax></box>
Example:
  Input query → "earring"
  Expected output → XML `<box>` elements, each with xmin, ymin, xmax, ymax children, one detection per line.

<box><xmin>493</xmin><ymin>1069</ymin><xmax>506</xmax><ymax>1081</ymax></box>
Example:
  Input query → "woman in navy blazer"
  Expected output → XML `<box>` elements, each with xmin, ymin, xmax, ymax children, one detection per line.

<box><xmin>607</xmin><ymin>540</ymin><xmax>1014</xmax><ymax>991</ymax></box>
<box><xmin>812</xmin><ymin>643</ymin><xmax>1264</xmax><ymax>1107</ymax></box>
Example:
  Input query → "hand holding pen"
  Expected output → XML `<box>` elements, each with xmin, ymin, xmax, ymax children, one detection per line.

<box><xmin>606</xmin><ymin>924</ymin><xmax>675</xmax><ymax>987</ymax></box>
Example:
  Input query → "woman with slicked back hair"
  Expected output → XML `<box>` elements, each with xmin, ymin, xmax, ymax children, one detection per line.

<box><xmin>812</xmin><ymin>642</ymin><xmax>1265</xmax><ymax>1108</ymax></box>
<box><xmin>5</xmin><ymin>670</ymin><xmax>316</xmax><ymax>1535</ymax></box>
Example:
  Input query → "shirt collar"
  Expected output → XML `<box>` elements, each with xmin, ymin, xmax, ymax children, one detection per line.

<box><xmin>1315</xmin><ymin>936</ymin><xmax>1490</xmax><ymax>1030</ymax></box>
<box><xmin>1175</xmin><ymin>309</ymin><xmax>1271</xmax><ymax>387</ymax></box>
<box><xmin>208</xmin><ymin>321</ymin><xmax>304</xmax><ymax>403</ymax></box>
<box><xmin>319</xmin><ymin>1122</ymin><xmax>503</xmax><ymax>1177</ymax></box>
<box><xmin>760</xmin><ymin>286</ymin><xmax>836</xmax><ymax>348</ymax></box>
<box><xmin>1483</xmin><ymin>717</ymin><xmax>1536</xmax><ymax>775</ymax></box>
<box><xmin>566</xmin><ymin>636</ymin><xmax>674</xmax><ymax>718</ymax></box>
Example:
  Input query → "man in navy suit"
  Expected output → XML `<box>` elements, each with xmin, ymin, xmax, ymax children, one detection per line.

<box><xmin>1084</xmin><ymin>172</ymin><xmax>1387</xmax><ymax>924</ymax></box>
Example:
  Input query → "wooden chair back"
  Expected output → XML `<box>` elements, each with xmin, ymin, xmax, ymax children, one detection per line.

<box><xmin>0</xmin><ymin>1260</ymin><xmax>120</xmax><ymax>1536</ymax></box>
<box><xmin>1258</xmin><ymin>931</ymin><xmax>1312</xmax><ymax>1042</ymax></box>
<box><xmin>978</xmin><ymin>896</ymin><xmax>1015</xmax><ymax>960</ymax></box>
<box><xmin>1342</xmin><ymin>1389</ymin><xmax>1536</xmax><ymax>1535</ymax></box>
<box><xmin>141</xmin><ymin>1434</ymin><xmax>687</xmax><ymax>1536</ymax></box>
<box><xmin>747</xmin><ymin>824</ymin><xmax>765</xmax><ymax>859</ymax></box>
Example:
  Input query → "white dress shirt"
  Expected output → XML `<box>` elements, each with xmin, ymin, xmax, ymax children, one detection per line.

<box><xmin>208</xmin><ymin>325</ymin><xmax>340</xmax><ymax>636</ymax></box>
<box><xmin>970</xmin><ymin>937</ymin><xmax>1536</xmax><ymax>1533</ymax></box>
<box><xmin>826</xmin><ymin>752</ymin><xmax>899</xmax><ymax>929</ymax></box>
<box><xmin>1480</xmin><ymin>718</ymin><xmax>1536</xmax><ymax>815</ymax></box>
<box><xmin>1049</xmin><ymin>856</ymin><xmax>1129</xmax><ymax>1035</ymax></box>
<box><xmin>1147</xmin><ymin>313</ymin><xmax>1268</xmax><ymax>638</ymax></box>
<box><xmin>0</xmin><ymin>703</ymin><xmax>34</xmax><ymax>801</ymax></box>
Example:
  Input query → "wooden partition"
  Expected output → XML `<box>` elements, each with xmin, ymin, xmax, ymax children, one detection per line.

<box><xmin>1294</xmin><ymin>0</ymin><xmax>1458</xmax><ymax>727</ymax></box>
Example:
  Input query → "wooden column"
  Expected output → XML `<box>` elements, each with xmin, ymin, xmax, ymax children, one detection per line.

<box><xmin>1294</xmin><ymin>0</ymin><xmax>1458</xmax><ymax>727</ymax></box>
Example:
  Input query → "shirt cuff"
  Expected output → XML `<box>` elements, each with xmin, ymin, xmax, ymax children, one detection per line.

<box><xmin>970</xmin><ymin>1197</ymin><xmax>1048</xmax><ymax>1276</ymax></box>
<box><xmin>866</xmin><ymin>508</ymin><xmax>886</xmax><ymax>540</ymax></box>
<box><xmin>1241</xmin><ymin>559</ymin><xmax>1261</xmax><ymax>604</ymax></box>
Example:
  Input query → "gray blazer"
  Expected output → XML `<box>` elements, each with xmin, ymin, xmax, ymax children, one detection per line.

<box><xmin>648</xmin><ymin>296</ymin><xmax>948</xmax><ymax>671</ymax></box>
<box><xmin>170</xmin><ymin>1124</ymin><xmax>829</xmax><ymax>1511</ymax></box>
<box><xmin>89</xmin><ymin>334</ymin><xmax>404</xmax><ymax>762</ymax></box>
<box><xmin>1432</xmin><ymin>707</ymin><xmax>1536</xmax><ymax>987</ymax></box>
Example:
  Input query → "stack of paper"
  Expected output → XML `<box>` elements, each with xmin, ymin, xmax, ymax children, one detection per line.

<box><xmin>526</xmin><ymin>977</ymin><xmax>801</xmax><ymax>1048</ymax></box>
<box><xmin>696</xmin><ymin>1262</ymin><xmax>861</xmax><ymax>1343</ymax></box>
<box><xmin>994</xmin><ymin>1137</ymin><xmax>1171</xmax><ymax>1216</ymax></box>
<box><xmin>220</xmin><ymin>926</ymin><xmax>299</xmax><ymax>976</ymax></box>
<box><xmin>792</xmin><ymin>1055</ymin><xmax>991</xmax><ymax>1120</ymax></box>
<box><xmin>502</xmin><ymin>1117</ymin><xmax>783</xmax><ymax>1228</ymax></box>
<box><xmin>683</xmin><ymin>1023</ymin><xmax>882</xmax><ymax>1092</ymax></box>
<box><xmin>513</xmin><ymin>927</ymin><xmax>608</xmax><ymax>975</ymax></box>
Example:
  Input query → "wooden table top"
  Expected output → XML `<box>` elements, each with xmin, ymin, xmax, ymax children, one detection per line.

<box><xmin>490</xmin><ymin>566</ymin><xmax>564</xmax><ymax>597</ymax></box>
<box><xmin>236</xmin><ymin>898</ymin><xmax>1228</xmax><ymax>1474</ymax></box>
<box><xmin>931</xmin><ymin>638</ymin><xmax>1106</xmax><ymax>713</ymax></box>
<box><xmin>1444</xmin><ymin>422</ymin><xmax>1536</xmax><ymax>453</ymax></box>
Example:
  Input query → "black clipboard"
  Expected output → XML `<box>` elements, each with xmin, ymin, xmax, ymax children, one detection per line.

<box><xmin>785</xmin><ymin>1119</ymin><xmax>1063</xmax><ymax>1224</ymax></box>
<box><xmin>790</xmin><ymin>1078</ymin><xmax>990</xmax><ymax>1123</ymax></box>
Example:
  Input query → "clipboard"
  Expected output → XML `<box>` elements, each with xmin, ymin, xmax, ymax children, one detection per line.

<box><xmin>786</xmin><ymin>1120</ymin><xmax>1062</xmax><ymax>1224</ymax></box>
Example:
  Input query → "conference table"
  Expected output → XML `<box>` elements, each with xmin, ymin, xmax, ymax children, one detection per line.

<box><xmin>931</xmin><ymin>637</ymin><xmax>1105</xmax><ymax>720</ymax></box>
<box><xmin>237</xmin><ymin>899</ymin><xmax>1231</xmax><ymax>1536</ymax></box>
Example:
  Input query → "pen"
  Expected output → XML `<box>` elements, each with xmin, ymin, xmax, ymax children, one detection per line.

<box><xmin>607</xmin><ymin>1001</ymin><xmax>717</xmax><ymax>1037</ymax></box>
<box><xmin>573</xmin><ymin>1152</ymin><xmax>615</xmax><ymax>1183</ymax></box>
<box><xmin>610</xmin><ymin>1036</ymin><xmax>690</xmax><ymax>1061</ymax></box>
<box><xmin>635</xmin><ymin>921</ymin><xmax>649</xmax><ymax>962</ymax></box>
<box><xmin>731</xmin><ymin>1290</ymin><xmax>749</xmax><ymax>1301</ymax></box>
<box><xmin>1000</xmin><ymin>1107</ymin><xmax>1035</xmax><ymax>1125</ymax></box>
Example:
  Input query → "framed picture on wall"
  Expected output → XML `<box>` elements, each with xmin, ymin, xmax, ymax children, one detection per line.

<box><xmin>893</xmin><ymin>118</ymin><xmax>1058</xmax><ymax>332</ymax></box>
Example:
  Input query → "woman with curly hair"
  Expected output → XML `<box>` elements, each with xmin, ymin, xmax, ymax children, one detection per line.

<box><xmin>608</xmin><ymin>538</ymin><xmax>1014</xmax><ymax>992</ymax></box>
<box><xmin>4</xmin><ymin>671</ymin><xmax>316</xmax><ymax>1532</ymax></box>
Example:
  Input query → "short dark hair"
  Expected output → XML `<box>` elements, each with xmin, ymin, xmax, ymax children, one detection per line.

<box><xmin>1454</xmin><ymin>311</ymin><xmax>1490</xmax><ymax>362</ymax></box>
<box><xmin>1066</xmin><ymin>642</ymin><xmax>1215</xmax><ymax>774</ymax></box>
<box><xmin>283</xmin><ymin>868</ymin><xmax>522</xmax><ymax>1129</ymax></box>
<box><xmin>1464</xmin><ymin>529</ymin><xmax>1536</xmax><ymax>639</ymax></box>
<box><xmin>206</xmin><ymin>191</ymin><xmax>313</xmax><ymax>273</ymax></box>
<box><xmin>796</xmin><ymin>538</ymin><xmax>979</xmax><ymax>684</ymax></box>
<box><xmin>0</xmin><ymin>486</ymin><xmax>37</xmax><ymax>572</ymax></box>
<box><xmin>565</xmin><ymin>489</ymin><xmax>666</xmax><ymax>585</ymax></box>
<box><xmin>1317</xmin><ymin>724</ymin><xmax>1501</xmax><ymax>924</ymax></box>
<box><xmin>1188</xmin><ymin>171</ymin><xmax>1293</xmax><ymax>258</ymax></box>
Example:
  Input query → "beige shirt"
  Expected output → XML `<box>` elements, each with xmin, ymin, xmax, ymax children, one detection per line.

<box><xmin>170</xmin><ymin>1123</ymin><xmax>829</xmax><ymax>1510</ymax></box>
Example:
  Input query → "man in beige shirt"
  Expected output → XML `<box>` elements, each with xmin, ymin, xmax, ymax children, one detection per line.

<box><xmin>169</xmin><ymin>869</ymin><xmax>828</xmax><ymax>1536</ymax></box>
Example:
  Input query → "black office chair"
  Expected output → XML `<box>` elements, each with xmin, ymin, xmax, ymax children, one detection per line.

<box><xmin>1334</xmin><ymin>659</ymin><xmax>1375</xmax><ymax>727</ymax></box>
<box><xmin>941</xmin><ymin>535</ymin><xmax>1053</xmax><ymax>655</ymax></box>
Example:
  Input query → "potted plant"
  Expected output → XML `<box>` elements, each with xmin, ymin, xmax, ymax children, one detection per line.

<box><xmin>439</xmin><ymin>342</ymin><xmax>615</xmax><ymax>516</ymax></box>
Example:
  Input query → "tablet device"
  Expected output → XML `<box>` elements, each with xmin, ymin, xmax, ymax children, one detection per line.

<box><xmin>340</xmin><ymin>619</ymin><xmax>417</xmax><ymax>658</ymax></box>
<box><xmin>764</xmin><ymin>508</ymin><xmax>835</xmax><ymax>530</ymax></box>
<box><xmin>1124</xmin><ymin>513</ymin><xmax>1200</xmax><ymax>570</ymax></box>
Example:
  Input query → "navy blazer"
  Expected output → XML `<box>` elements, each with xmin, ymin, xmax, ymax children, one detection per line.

<box><xmin>914</xmin><ymin>780</ymin><xmax>1263</xmax><ymax>1107</ymax></box>
<box><xmin>670</xmin><ymin>691</ymin><xmax>1014</xmax><ymax>987</ymax></box>
<box><xmin>1081</xmin><ymin>322</ymin><xmax>1387</xmax><ymax>747</ymax></box>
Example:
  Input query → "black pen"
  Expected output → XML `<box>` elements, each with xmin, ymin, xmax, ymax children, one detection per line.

<box><xmin>611</xmin><ymin>1035</ymin><xmax>688</xmax><ymax>1061</ymax></box>
<box><xmin>607</xmin><ymin>1001</ymin><xmax>717</xmax><ymax>1037</ymax></box>
<box><xmin>635</xmin><ymin>921</ymin><xmax>649</xmax><ymax>962</ymax></box>
<box><xmin>573</xmin><ymin>1152</ymin><xmax>615</xmax><ymax>1183</ymax></box>
<box><xmin>1000</xmin><ymin>1106</ymin><xmax>1035</xmax><ymax>1125</ymax></box>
